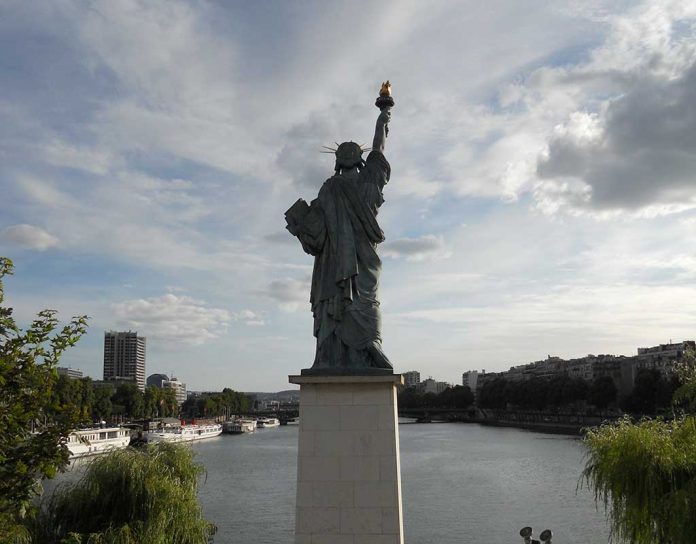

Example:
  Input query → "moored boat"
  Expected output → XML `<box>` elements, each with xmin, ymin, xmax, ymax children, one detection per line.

<box><xmin>146</xmin><ymin>423</ymin><xmax>222</xmax><ymax>443</ymax></box>
<box><xmin>67</xmin><ymin>427</ymin><xmax>131</xmax><ymax>459</ymax></box>
<box><xmin>256</xmin><ymin>417</ymin><xmax>280</xmax><ymax>428</ymax></box>
<box><xmin>223</xmin><ymin>418</ymin><xmax>257</xmax><ymax>434</ymax></box>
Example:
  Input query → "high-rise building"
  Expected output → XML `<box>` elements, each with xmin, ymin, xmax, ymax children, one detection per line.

<box><xmin>103</xmin><ymin>331</ymin><xmax>146</xmax><ymax>391</ymax></box>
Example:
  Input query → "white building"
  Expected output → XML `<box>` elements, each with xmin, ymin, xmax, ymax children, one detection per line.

<box><xmin>421</xmin><ymin>378</ymin><xmax>449</xmax><ymax>395</ymax></box>
<box><xmin>162</xmin><ymin>377</ymin><xmax>187</xmax><ymax>406</ymax></box>
<box><xmin>57</xmin><ymin>366</ymin><xmax>83</xmax><ymax>379</ymax></box>
<box><xmin>403</xmin><ymin>371</ymin><xmax>421</xmax><ymax>388</ymax></box>
<box><xmin>462</xmin><ymin>370</ymin><xmax>478</xmax><ymax>390</ymax></box>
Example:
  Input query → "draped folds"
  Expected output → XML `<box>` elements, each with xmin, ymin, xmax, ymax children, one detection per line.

<box><xmin>288</xmin><ymin>150</ymin><xmax>392</xmax><ymax>370</ymax></box>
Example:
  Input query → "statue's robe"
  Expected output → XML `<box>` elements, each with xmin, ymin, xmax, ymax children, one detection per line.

<box><xmin>287</xmin><ymin>150</ymin><xmax>391</xmax><ymax>369</ymax></box>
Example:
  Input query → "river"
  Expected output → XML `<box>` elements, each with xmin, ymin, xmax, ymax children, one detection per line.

<box><xmin>48</xmin><ymin>423</ymin><xmax>610</xmax><ymax>543</ymax></box>
<box><xmin>189</xmin><ymin>422</ymin><xmax>610</xmax><ymax>544</ymax></box>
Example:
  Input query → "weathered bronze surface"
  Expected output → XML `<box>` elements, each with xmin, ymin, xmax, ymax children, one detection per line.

<box><xmin>285</xmin><ymin>83</ymin><xmax>395</xmax><ymax>375</ymax></box>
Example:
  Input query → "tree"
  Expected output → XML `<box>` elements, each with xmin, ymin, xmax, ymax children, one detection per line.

<box><xmin>92</xmin><ymin>386</ymin><xmax>113</xmax><ymax>422</ymax></box>
<box><xmin>583</xmin><ymin>349</ymin><xmax>696</xmax><ymax>544</ymax></box>
<box><xmin>437</xmin><ymin>385</ymin><xmax>474</xmax><ymax>409</ymax></box>
<box><xmin>397</xmin><ymin>387</ymin><xmax>423</xmax><ymax>409</ymax></box>
<box><xmin>478</xmin><ymin>377</ymin><xmax>508</xmax><ymax>409</ymax></box>
<box><xmin>30</xmin><ymin>443</ymin><xmax>215</xmax><ymax>543</ymax></box>
<box><xmin>590</xmin><ymin>376</ymin><xmax>617</xmax><ymax>411</ymax></box>
<box><xmin>112</xmin><ymin>383</ymin><xmax>144</xmax><ymax>419</ymax></box>
<box><xmin>672</xmin><ymin>347</ymin><xmax>696</xmax><ymax>414</ymax></box>
<box><xmin>583</xmin><ymin>416</ymin><xmax>696</xmax><ymax>544</ymax></box>
<box><xmin>621</xmin><ymin>369</ymin><xmax>677</xmax><ymax>415</ymax></box>
<box><xmin>0</xmin><ymin>257</ymin><xmax>88</xmax><ymax>540</ymax></box>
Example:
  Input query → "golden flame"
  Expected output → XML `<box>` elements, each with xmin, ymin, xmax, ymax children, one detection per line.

<box><xmin>379</xmin><ymin>80</ymin><xmax>392</xmax><ymax>97</ymax></box>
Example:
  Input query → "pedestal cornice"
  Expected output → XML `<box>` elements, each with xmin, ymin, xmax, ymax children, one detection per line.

<box><xmin>289</xmin><ymin>374</ymin><xmax>403</xmax><ymax>386</ymax></box>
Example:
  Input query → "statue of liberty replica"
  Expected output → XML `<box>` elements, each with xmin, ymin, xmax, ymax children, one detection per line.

<box><xmin>285</xmin><ymin>82</ymin><xmax>395</xmax><ymax>374</ymax></box>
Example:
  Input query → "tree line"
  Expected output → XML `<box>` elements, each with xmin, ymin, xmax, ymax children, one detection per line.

<box><xmin>52</xmin><ymin>376</ymin><xmax>251</xmax><ymax>422</ymax></box>
<box><xmin>52</xmin><ymin>377</ymin><xmax>179</xmax><ymax>422</ymax></box>
<box><xmin>398</xmin><ymin>385</ymin><xmax>475</xmax><ymax>410</ymax></box>
<box><xmin>180</xmin><ymin>388</ymin><xmax>250</xmax><ymax>418</ymax></box>
<box><xmin>478</xmin><ymin>370</ymin><xmax>679</xmax><ymax>414</ymax></box>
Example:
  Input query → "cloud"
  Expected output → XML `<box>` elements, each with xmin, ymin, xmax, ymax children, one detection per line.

<box><xmin>112</xmin><ymin>294</ymin><xmax>231</xmax><ymax>345</ymax></box>
<box><xmin>259</xmin><ymin>277</ymin><xmax>311</xmax><ymax>312</ymax></box>
<box><xmin>538</xmin><ymin>61</ymin><xmax>696</xmax><ymax>212</ymax></box>
<box><xmin>533</xmin><ymin>1</ymin><xmax>696</xmax><ymax>214</ymax></box>
<box><xmin>233</xmin><ymin>309</ymin><xmax>266</xmax><ymax>327</ymax></box>
<box><xmin>381</xmin><ymin>235</ymin><xmax>449</xmax><ymax>261</ymax></box>
<box><xmin>0</xmin><ymin>224</ymin><xmax>60</xmax><ymax>251</ymax></box>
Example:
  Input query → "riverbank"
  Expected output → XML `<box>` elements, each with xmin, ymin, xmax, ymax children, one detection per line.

<box><xmin>404</xmin><ymin>409</ymin><xmax>619</xmax><ymax>436</ymax></box>
<box><xmin>474</xmin><ymin>418</ymin><xmax>587</xmax><ymax>435</ymax></box>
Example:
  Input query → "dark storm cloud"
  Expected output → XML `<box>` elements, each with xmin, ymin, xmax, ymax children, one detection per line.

<box><xmin>538</xmin><ymin>60</ymin><xmax>696</xmax><ymax>210</ymax></box>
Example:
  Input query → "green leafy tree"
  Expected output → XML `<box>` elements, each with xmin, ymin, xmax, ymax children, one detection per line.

<box><xmin>0</xmin><ymin>257</ymin><xmax>88</xmax><ymax>541</ymax></box>
<box><xmin>161</xmin><ymin>387</ymin><xmax>178</xmax><ymax>417</ymax></box>
<box><xmin>397</xmin><ymin>387</ymin><xmax>423</xmax><ymax>409</ymax></box>
<box><xmin>437</xmin><ymin>385</ymin><xmax>474</xmax><ymax>409</ymax></box>
<box><xmin>478</xmin><ymin>377</ymin><xmax>508</xmax><ymax>409</ymax></box>
<box><xmin>30</xmin><ymin>443</ymin><xmax>215</xmax><ymax>544</ymax></box>
<box><xmin>583</xmin><ymin>416</ymin><xmax>696</xmax><ymax>544</ymax></box>
<box><xmin>672</xmin><ymin>347</ymin><xmax>696</xmax><ymax>414</ymax></box>
<box><xmin>112</xmin><ymin>383</ymin><xmax>144</xmax><ymax>419</ymax></box>
<box><xmin>92</xmin><ymin>386</ymin><xmax>113</xmax><ymax>422</ymax></box>
<box><xmin>144</xmin><ymin>386</ymin><xmax>160</xmax><ymax>419</ymax></box>
<box><xmin>621</xmin><ymin>369</ymin><xmax>678</xmax><ymax>415</ymax></box>
<box><xmin>590</xmin><ymin>376</ymin><xmax>618</xmax><ymax>411</ymax></box>
<box><xmin>583</xmin><ymin>348</ymin><xmax>696</xmax><ymax>544</ymax></box>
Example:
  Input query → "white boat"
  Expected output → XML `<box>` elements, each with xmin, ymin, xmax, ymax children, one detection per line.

<box><xmin>146</xmin><ymin>423</ymin><xmax>222</xmax><ymax>443</ymax></box>
<box><xmin>67</xmin><ymin>427</ymin><xmax>131</xmax><ymax>459</ymax></box>
<box><xmin>223</xmin><ymin>418</ymin><xmax>257</xmax><ymax>434</ymax></box>
<box><xmin>256</xmin><ymin>417</ymin><xmax>280</xmax><ymax>428</ymax></box>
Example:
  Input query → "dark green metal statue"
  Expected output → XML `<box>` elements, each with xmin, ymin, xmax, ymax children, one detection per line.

<box><xmin>285</xmin><ymin>82</ymin><xmax>394</xmax><ymax>375</ymax></box>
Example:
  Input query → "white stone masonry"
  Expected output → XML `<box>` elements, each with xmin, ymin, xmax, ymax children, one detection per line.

<box><xmin>289</xmin><ymin>374</ymin><xmax>404</xmax><ymax>544</ymax></box>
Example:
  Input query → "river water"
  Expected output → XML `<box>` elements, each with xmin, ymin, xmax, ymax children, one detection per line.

<box><xmin>189</xmin><ymin>423</ymin><xmax>610</xmax><ymax>544</ymax></box>
<box><xmin>48</xmin><ymin>423</ymin><xmax>610</xmax><ymax>543</ymax></box>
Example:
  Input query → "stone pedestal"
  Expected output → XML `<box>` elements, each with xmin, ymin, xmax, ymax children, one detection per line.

<box><xmin>289</xmin><ymin>374</ymin><xmax>404</xmax><ymax>544</ymax></box>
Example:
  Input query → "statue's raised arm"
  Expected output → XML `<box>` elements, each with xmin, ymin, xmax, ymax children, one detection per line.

<box><xmin>373</xmin><ymin>80</ymin><xmax>394</xmax><ymax>154</ymax></box>
<box><xmin>285</xmin><ymin>81</ymin><xmax>395</xmax><ymax>375</ymax></box>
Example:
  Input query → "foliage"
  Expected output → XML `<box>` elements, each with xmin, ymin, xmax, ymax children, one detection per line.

<box><xmin>478</xmin><ymin>377</ymin><xmax>508</xmax><ymax>409</ymax></box>
<box><xmin>478</xmin><ymin>375</ymin><xmax>589</xmax><ymax>411</ymax></box>
<box><xmin>590</xmin><ymin>376</ymin><xmax>618</xmax><ymax>411</ymax></box>
<box><xmin>53</xmin><ymin>376</ymin><xmax>96</xmax><ymax>425</ymax></box>
<box><xmin>92</xmin><ymin>386</ymin><xmax>113</xmax><ymax>422</ymax></box>
<box><xmin>0</xmin><ymin>257</ymin><xmax>88</xmax><ymax>540</ymax></box>
<box><xmin>181</xmin><ymin>387</ymin><xmax>250</xmax><ymax>418</ymax></box>
<box><xmin>144</xmin><ymin>386</ymin><xmax>178</xmax><ymax>419</ymax></box>
<box><xmin>112</xmin><ymin>383</ymin><xmax>145</xmax><ymax>420</ymax></box>
<box><xmin>582</xmin><ymin>416</ymin><xmax>696</xmax><ymax>544</ymax></box>
<box><xmin>31</xmin><ymin>443</ymin><xmax>215</xmax><ymax>544</ymax></box>
<box><xmin>398</xmin><ymin>385</ymin><xmax>474</xmax><ymax>410</ymax></box>
<box><xmin>620</xmin><ymin>369</ymin><xmax>678</xmax><ymax>415</ymax></box>
<box><xmin>672</xmin><ymin>347</ymin><xmax>696</xmax><ymax>414</ymax></box>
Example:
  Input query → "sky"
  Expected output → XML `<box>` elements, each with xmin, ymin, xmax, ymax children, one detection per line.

<box><xmin>1</xmin><ymin>0</ymin><xmax>696</xmax><ymax>392</ymax></box>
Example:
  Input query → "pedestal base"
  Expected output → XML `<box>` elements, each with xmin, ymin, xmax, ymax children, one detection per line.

<box><xmin>289</xmin><ymin>374</ymin><xmax>405</xmax><ymax>544</ymax></box>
